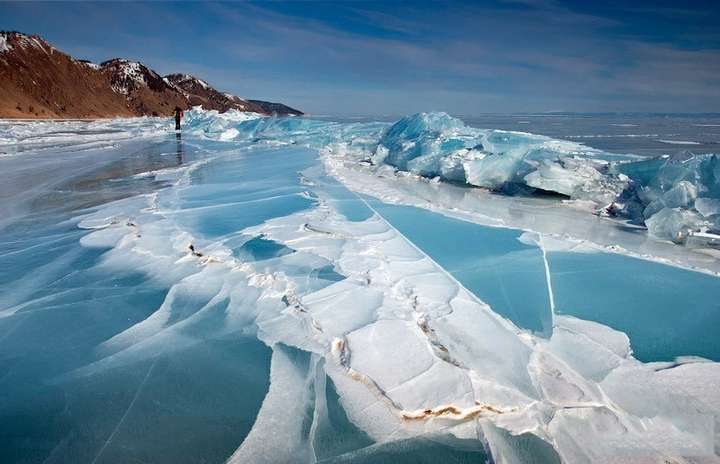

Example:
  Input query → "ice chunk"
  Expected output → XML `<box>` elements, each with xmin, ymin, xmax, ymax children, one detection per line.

<box><xmin>218</xmin><ymin>127</ymin><xmax>240</xmax><ymax>140</ymax></box>
<box><xmin>302</xmin><ymin>281</ymin><xmax>381</xmax><ymax>336</ymax></box>
<box><xmin>524</xmin><ymin>158</ymin><xmax>627</xmax><ymax>204</ymax></box>
<box><xmin>695</xmin><ymin>197</ymin><xmax>720</xmax><ymax>217</ymax></box>
<box><xmin>645</xmin><ymin>207</ymin><xmax>704</xmax><ymax>243</ymax></box>
<box><xmin>463</xmin><ymin>148</ymin><xmax>528</xmax><ymax>190</ymax></box>
<box><xmin>182</xmin><ymin>106</ymin><xmax>262</xmax><ymax>136</ymax></box>
<box><xmin>371</xmin><ymin>114</ymin><xmax>720</xmax><ymax>235</ymax></box>
<box><xmin>431</xmin><ymin>297</ymin><xmax>538</xmax><ymax>398</ymax></box>
<box><xmin>374</xmin><ymin>112</ymin><xmax>482</xmax><ymax>175</ymax></box>
<box><xmin>482</xmin><ymin>423</ymin><xmax>561</xmax><ymax>464</ymax></box>
<box><xmin>615</xmin><ymin>152</ymin><xmax>720</xmax><ymax>233</ymax></box>
<box><xmin>374</xmin><ymin>112</ymin><xmax>628</xmax><ymax>205</ymax></box>
<box><xmin>643</xmin><ymin>180</ymin><xmax>698</xmax><ymax>219</ymax></box>
<box><xmin>528</xmin><ymin>349</ymin><xmax>604</xmax><ymax>405</ymax></box>
<box><xmin>548</xmin><ymin>405</ymin><xmax>714</xmax><ymax>462</ymax></box>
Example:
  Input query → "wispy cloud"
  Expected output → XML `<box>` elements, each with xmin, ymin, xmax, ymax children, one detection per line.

<box><xmin>3</xmin><ymin>0</ymin><xmax>719</xmax><ymax>114</ymax></box>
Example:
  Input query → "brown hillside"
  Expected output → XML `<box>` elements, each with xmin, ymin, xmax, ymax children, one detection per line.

<box><xmin>0</xmin><ymin>31</ymin><xmax>303</xmax><ymax>119</ymax></box>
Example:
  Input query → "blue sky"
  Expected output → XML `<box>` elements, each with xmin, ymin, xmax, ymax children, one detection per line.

<box><xmin>2</xmin><ymin>0</ymin><xmax>719</xmax><ymax>115</ymax></box>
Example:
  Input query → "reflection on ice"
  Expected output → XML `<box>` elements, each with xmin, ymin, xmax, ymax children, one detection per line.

<box><xmin>550</xmin><ymin>251</ymin><xmax>720</xmax><ymax>362</ymax></box>
<box><xmin>167</xmin><ymin>146</ymin><xmax>317</xmax><ymax>238</ymax></box>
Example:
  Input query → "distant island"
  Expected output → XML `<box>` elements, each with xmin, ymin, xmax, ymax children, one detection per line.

<box><xmin>0</xmin><ymin>31</ymin><xmax>302</xmax><ymax>119</ymax></box>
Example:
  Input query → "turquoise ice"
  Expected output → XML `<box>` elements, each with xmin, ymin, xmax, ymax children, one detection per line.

<box><xmin>1</xmin><ymin>110</ymin><xmax>719</xmax><ymax>463</ymax></box>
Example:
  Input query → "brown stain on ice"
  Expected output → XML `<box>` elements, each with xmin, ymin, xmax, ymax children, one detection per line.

<box><xmin>401</xmin><ymin>402</ymin><xmax>508</xmax><ymax>421</ymax></box>
<box><xmin>332</xmin><ymin>337</ymin><xmax>510</xmax><ymax>424</ymax></box>
<box><xmin>416</xmin><ymin>316</ymin><xmax>463</xmax><ymax>367</ymax></box>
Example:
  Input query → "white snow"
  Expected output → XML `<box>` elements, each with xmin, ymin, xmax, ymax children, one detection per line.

<box><xmin>80</xmin><ymin>60</ymin><xmax>100</xmax><ymax>70</ymax></box>
<box><xmin>0</xmin><ymin>34</ymin><xmax>11</xmax><ymax>53</ymax></box>
<box><xmin>196</xmin><ymin>77</ymin><xmax>209</xmax><ymax>89</ymax></box>
<box><xmin>224</xmin><ymin>92</ymin><xmax>247</xmax><ymax>103</ymax></box>
<box><xmin>658</xmin><ymin>139</ymin><xmax>702</xmax><ymax>145</ymax></box>
<box><xmin>14</xmin><ymin>34</ymin><xmax>48</xmax><ymax>53</ymax></box>
<box><xmin>107</xmin><ymin>60</ymin><xmax>153</xmax><ymax>95</ymax></box>
<box><xmin>171</xmin><ymin>74</ymin><xmax>211</xmax><ymax>90</ymax></box>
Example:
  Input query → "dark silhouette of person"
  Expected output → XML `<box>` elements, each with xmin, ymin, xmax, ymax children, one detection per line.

<box><xmin>174</xmin><ymin>106</ymin><xmax>184</xmax><ymax>131</ymax></box>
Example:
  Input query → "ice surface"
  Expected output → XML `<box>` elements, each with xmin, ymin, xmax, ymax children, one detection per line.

<box><xmin>227</xmin><ymin>345</ymin><xmax>316</xmax><ymax>464</ymax></box>
<box><xmin>2</xmin><ymin>110</ymin><xmax>720</xmax><ymax>463</ymax></box>
<box><xmin>548</xmin><ymin>251</ymin><xmax>720</xmax><ymax>362</ymax></box>
<box><xmin>367</xmin><ymin>201</ymin><xmax>554</xmax><ymax>336</ymax></box>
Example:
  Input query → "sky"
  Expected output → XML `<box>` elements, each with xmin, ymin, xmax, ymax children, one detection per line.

<box><xmin>2</xmin><ymin>0</ymin><xmax>719</xmax><ymax>115</ymax></box>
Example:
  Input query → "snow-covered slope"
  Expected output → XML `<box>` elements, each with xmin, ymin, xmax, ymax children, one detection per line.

<box><xmin>164</xmin><ymin>73</ymin><xmax>264</xmax><ymax>113</ymax></box>
<box><xmin>99</xmin><ymin>58</ymin><xmax>187</xmax><ymax>116</ymax></box>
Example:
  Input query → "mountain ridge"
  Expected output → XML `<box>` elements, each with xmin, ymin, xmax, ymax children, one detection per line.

<box><xmin>0</xmin><ymin>31</ymin><xmax>302</xmax><ymax>118</ymax></box>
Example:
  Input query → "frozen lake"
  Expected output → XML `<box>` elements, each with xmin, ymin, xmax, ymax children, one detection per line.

<box><xmin>1</xmin><ymin>111</ymin><xmax>719</xmax><ymax>463</ymax></box>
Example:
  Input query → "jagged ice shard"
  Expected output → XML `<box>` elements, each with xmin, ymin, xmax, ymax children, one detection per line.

<box><xmin>1</xmin><ymin>110</ymin><xmax>720</xmax><ymax>464</ymax></box>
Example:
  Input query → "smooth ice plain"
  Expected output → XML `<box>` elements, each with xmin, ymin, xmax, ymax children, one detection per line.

<box><xmin>1</xmin><ymin>110</ymin><xmax>719</xmax><ymax>464</ymax></box>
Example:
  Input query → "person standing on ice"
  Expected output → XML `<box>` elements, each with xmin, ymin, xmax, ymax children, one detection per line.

<box><xmin>173</xmin><ymin>106</ymin><xmax>184</xmax><ymax>132</ymax></box>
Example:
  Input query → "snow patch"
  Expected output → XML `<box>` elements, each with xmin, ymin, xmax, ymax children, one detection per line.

<box><xmin>80</xmin><ymin>60</ymin><xmax>100</xmax><ymax>70</ymax></box>
<box><xmin>0</xmin><ymin>34</ymin><xmax>11</xmax><ymax>53</ymax></box>
<box><xmin>104</xmin><ymin>60</ymin><xmax>156</xmax><ymax>95</ymax></box>
<box><xmin>657</xmin><ymin>139</ymin><xmax>701</xmax><ymax>145</ymax></box>
<box><xmin>224</xmin><ymin>92</ymin><xmax>247</xmax><ymax>103</ymax></box>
